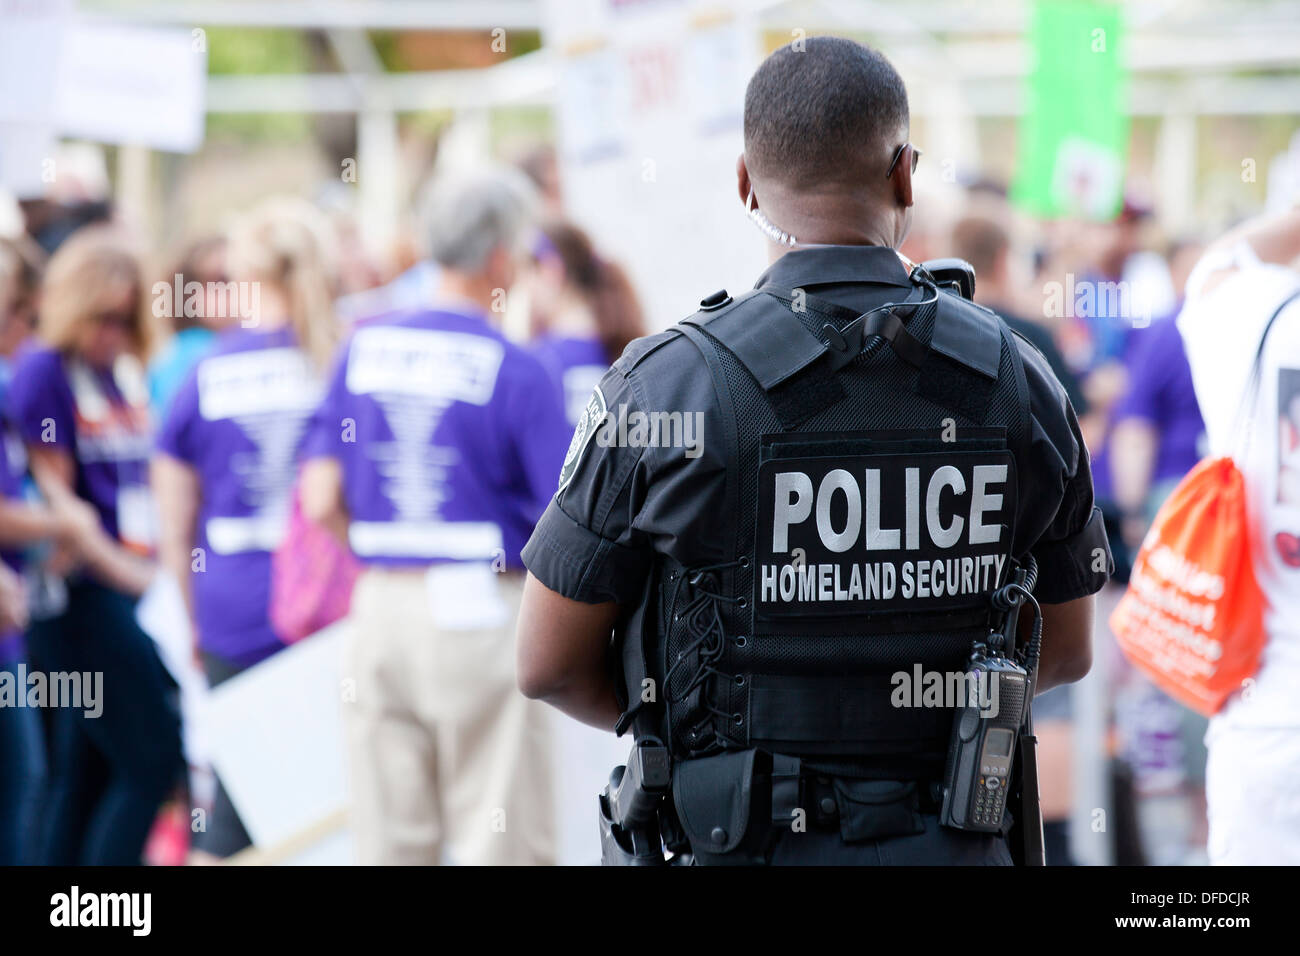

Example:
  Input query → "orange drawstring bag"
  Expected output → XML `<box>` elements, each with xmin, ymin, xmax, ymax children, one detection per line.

<box><xmin>1110</xmin><ymin>456</ymin><xmax>1265</xmax><ymax>716</ymax></box>
<box><xmin>1110</xmin><ymin>289</ymin><xmax>1298</xmax><ymax>715</ymax></box>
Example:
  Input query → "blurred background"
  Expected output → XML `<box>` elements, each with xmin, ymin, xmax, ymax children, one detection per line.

<box><xmin>1</xmin><ymin>0</ymin><xmax>1298</xmax><ymax>866</ymax></box>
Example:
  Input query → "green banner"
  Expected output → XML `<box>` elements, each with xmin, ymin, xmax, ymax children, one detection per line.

<box><xmin>1011</xmin><ymin>0</ymin><xmax>1129</xmax><ymax>220</ymax></box>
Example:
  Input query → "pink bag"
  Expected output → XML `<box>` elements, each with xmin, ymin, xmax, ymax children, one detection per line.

<box><xmin>270</xmin><ymin>479</ymin><xmax>361</xmax><ymax>642</ymax></box>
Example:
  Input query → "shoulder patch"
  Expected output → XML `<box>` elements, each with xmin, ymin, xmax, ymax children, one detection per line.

<box><xmin>557</xmin><ymin>384</ymin><xmax>607</xmax><ymax>494</ymax></box>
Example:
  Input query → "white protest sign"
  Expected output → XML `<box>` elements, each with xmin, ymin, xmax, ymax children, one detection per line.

<box><xmin>202</xmin><ymin>623</ymin><xmax>350</xmax><ymax>860</ymax></box>
<box><xmin>543</xmin><ymin>0</ymin><xmax>764</xmax><ymax>331</ymax></box>
<box><xmin>0</xmin><ymin>123</ymin><xmax>56</xmax><ymax>199</ymax></box>
<box><xmin>0</xmin><ymin>0</ymin><xmax>71</xmax><ymax>125</ymax></box>
<box><xmin>52</xmin><ymin>21</ymin><xmax>207</xmax><ymax>153</ymax></box>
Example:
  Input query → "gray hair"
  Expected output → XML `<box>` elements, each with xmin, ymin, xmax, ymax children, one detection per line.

<box><xmin>420</xmin><ymin>166</ymin><xmax>539</xmax><ymax>273</ymax></box>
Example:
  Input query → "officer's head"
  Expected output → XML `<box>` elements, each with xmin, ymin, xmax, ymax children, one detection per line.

<box><xmin>739</xmin><ymin>36</ymin><xmax>915</xmax><ymax>254</ymax></box>
<box><xmin>421</xmin><ymin>165</ymin><xmax>539</xmax><ymax>299</ymax></box>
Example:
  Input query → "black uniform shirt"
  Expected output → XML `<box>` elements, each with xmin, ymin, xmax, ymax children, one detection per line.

<box><xmin>522</xmin><ymin>244</ymin><xmax>1110</xmax><ymax>609</ymax></box>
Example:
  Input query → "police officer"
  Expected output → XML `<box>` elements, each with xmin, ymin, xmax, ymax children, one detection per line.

<box><xmin>517</xmin><ymin>37</ymin><xmax>1110</xmax><ymax>865</ymax></box>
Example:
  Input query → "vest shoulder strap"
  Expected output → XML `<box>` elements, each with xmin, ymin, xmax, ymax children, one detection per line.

<box><xmin>684</xmin><ymin>280</ymin><xmax>1003</xmax><ymax>391</ymax></box>
<box><xmin>681</xmin><ymin>289</ymin><xmax>827</xmax><ymax>391</ymax></box>
<box><xmin>930</xmin><ymin>289</ymin><xmax>1002</xmax><ymax>380</ymax></box>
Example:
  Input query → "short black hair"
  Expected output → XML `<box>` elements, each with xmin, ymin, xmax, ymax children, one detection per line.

<box><xmin>743</xmin><ymin>36</ymin><xmax>909</xmax><ymax>187</ymax></box>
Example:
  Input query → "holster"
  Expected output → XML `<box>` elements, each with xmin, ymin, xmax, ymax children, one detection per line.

<box><xmin>599</xmin><ymin>741</ymin><xmax>672</xmax><ymax>865</ymax></box>
<box><xmin>598</xmin><ymin>792</ymin><xmax>665</xmax><ymax>865</ymax></box>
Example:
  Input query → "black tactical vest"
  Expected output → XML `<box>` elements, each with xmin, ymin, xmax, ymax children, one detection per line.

<box><xmin>616</xmin><ymin>264</ymin><xmax>1036</xmax><ymax>784</ymax></box>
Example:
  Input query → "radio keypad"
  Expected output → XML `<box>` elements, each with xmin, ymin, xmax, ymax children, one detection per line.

<box><xmin>973</xmin><ymin>775</ymin><xmax>1007</xmax><ymax>826</ymax></box>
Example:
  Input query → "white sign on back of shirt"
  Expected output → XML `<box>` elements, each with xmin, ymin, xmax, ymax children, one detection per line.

<box><xmin>346</xmin><ymin>327</ymin><xmax>505</xmax><ymax>404</ymax></box>
<box><xmin>197</xmin><ymin>349</ymin><xmax>322</xmax><ymax>421</ymax></box>
<box><xmin>562</xmin><ymin>364</ymin><xmax>606</xmax><ymax>426</ymax></box>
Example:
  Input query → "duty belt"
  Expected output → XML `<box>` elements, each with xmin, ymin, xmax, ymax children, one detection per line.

<box><xmin>768</xmin><ymin>754</ymin><xmax>944</xmax><ymax>833</ymax></box>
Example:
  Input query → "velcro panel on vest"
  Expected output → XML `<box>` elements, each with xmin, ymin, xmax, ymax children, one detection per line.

<box><xmin>764</xmin><ymin>355</ymin><xmax>845</xmax><ymax>429</ymax></box>
<box><xmin>682</xmin><ymin>293</ymin><xmax>827</xmax><ymax>391</ymax></box>
<box><xmin>917</xmin><ymin>293</ymin><xmax>1003</xmax><ymax>423</ymax></box>
<box><xmin>747</xmin><ymin>674</ymin><xmax>951</xmax><ymax>755</ymax></box>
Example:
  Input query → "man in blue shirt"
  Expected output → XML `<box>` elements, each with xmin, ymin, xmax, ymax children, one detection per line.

<box><xmin>300</xmin><ymin>167</ymin><xmax>571</xmax><ymax>865</ymax></box>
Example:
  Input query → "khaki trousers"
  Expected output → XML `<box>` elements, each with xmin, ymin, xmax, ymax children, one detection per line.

<box><xmin>343</xmin><ymin>567</ymin><xmax>555</xmax><ymax>865</ymax></box>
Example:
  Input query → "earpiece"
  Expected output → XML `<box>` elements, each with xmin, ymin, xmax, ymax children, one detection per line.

<box><xmin>746</xmin><ymin>189</ymin><xmax>797</xmax><ymax>247</ymax></box>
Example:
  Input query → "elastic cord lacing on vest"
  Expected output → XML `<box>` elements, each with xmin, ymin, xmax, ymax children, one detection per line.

<box><xmin>665</xmin><ymin>558</ymin><xmax>746</xmax><ymax>749</ymax></box>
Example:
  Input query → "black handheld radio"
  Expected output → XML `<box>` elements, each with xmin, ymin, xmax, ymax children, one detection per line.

<box><xmin>940</xmin><ymin>562</ymin><xmax>1034</xmax><ymax>833</ymax></box>
<box><xmin>939</xmin><ymin>652</ymin><xmax>1029</xmax><ymax>830</ymax></box>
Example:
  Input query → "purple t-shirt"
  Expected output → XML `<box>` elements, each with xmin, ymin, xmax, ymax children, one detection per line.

<box><xmin>530</xmin><ymin>334</ymin><xmax>611</xmax><ymax>426</ymax></box>
<box><xmin>300</xmin><ymin>307</ymin><xmax>570</xmax><ymax>568</ymax></box>
<box><xmin>0</xmin><ymin>430</ymin><xmax>28</xmax><ymax>663</ymax></box>
<box><xmin>7</xmin><ymin>346</ymin><xmax>153</xmax><ymax>550</ymax></box>
<box><xmin>157</xmin><ymin>327</ymin><xmax>323</xmax><ymax>666</ymax></box>
<box><xmin>1111</xmin><ymin>312</ymin><xmax>1206</xmax><ymax>484</ymax></box>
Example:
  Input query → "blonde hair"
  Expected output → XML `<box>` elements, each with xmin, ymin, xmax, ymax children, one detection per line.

<box><xmin>226</xmin><ymin>197</ymin><xmax>340</xmax><ymax>370</ymax></box>
<box><xmin>39</xmin><ymin>225</ymin><xmax>148</xmax><ymax>356</ymax></box>
<box><xmin>0</xmin><ymin>235</ymin><xmax>45</xmax><ymax>310</ymax></box>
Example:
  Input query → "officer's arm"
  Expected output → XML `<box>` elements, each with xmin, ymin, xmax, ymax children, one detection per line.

<box><xmin>517</xmin><ymin>573</ymin><xmax>624</xmax><ymax>731</ymax></box>
<box><xmin>1029</xmin><ymin>596</ymin><xmax>1094</xmax><ymax>693</ymax></box>
<box><xmin>517</xmin><ymin>353</ymin><xmax>673</xmax><ymax>731</ymax></box>
<box><xmin>1195</xmin><ymin>206</ymin><xmax>1300</xmax><ymax>296</ymax></box>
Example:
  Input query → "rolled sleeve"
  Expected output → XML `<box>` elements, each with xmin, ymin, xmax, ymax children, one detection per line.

<box><xmin>1031</xmin><ymin>504</ymin><xmax>1110</xmax><ymax>604</ymax></box>
<box><xmin>522</xmin><ymin>498</ymin><xmax>653</xmax><ymax>605</ymax></box>
<box><xmin>520</xmin><ymin>365</ymin><xmax>656</xmax><ymax>606</ymax></box>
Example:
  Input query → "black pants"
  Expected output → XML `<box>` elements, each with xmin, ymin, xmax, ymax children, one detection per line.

<box><xmin>27</xmin><ymin>578</ymin><xmax>184</xmax><ymax>865</ymax></box>
<box><xmin>190</xmin><ymin>650</ymin><xmax>254</xmax><ymax>858</ymax></box>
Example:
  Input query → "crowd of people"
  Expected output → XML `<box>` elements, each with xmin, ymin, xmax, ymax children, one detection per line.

<box><xmin>926</xmin><ymin>189</ymin><xmax>1217</xmax><ymax>865</ymax></box>
<box><xmin>0</xmin><ymin>153</ymin><xmax>646</xmax><ymax>865</ymax></box>
<box><xmin>0</xmin><ymin>131</ymin><xmax>1284</xmax><ymax>866</ymax></box>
